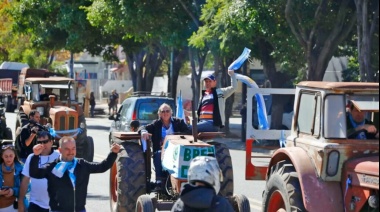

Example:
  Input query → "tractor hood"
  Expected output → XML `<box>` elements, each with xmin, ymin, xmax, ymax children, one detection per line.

<box><xmin>344</xmin><ymin>156</ymin><xmax>379</xmax><ymax>189</ymax></box>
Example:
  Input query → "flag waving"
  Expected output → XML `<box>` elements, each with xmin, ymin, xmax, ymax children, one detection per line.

<box><xmin>229</xmin><ymin>47</ymin><xmax>269</xmax><ymax>130</ymax></box>
<box><xmin>176</xmin><ymin>90</ymin><xmax>185</xmax><ymax>120</ymax></box>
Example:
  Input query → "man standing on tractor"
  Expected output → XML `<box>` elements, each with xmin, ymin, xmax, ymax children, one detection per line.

<box><xmin>171</xmin><ymin>156</ymin><xmax>234</xmax><ymax>212</ymax></box>
<box><xmin>196</xmin><ymin>70</ymin><xmax>237</xmax><ymax>132</ymax></box>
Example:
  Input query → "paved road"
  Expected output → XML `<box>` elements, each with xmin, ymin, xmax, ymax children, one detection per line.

<box><xmin>6</xmin><ymin>111</ymin><xmax>265</xmax><ymax>212</ymax></box>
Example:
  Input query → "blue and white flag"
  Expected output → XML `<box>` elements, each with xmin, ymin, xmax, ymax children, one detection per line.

<box><xmin>176</xmin><ymin>90</ymin><xmax>185</xmax><ymax>120</ymax></box>
<box><xmin>228</xmin><ymin>47</ymin><xmax>251</xmax><ymax>70</ymax></box>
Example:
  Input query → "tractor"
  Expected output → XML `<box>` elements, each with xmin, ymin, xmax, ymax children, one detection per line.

<box><xmin>245</xmin><ymin>81</ymin><xmax>379</xmax><ymax>211</ymax></box>
<box><xmin>15</xmin><ymin>71</ymin><xmax>94</xmax><ymax>161</ymax></box>
<box><xmin>109</xmin><ymin>131</ymin><xmax>250</xmax><ymax>212</ymax></box>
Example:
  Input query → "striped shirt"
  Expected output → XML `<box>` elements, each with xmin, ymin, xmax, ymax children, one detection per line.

<box><xmin>199</xmin><ymin>93</ymin><xmax>214</xmax><ymax>121</ymax></box>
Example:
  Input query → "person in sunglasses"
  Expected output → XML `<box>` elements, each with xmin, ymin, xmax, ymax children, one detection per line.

<box><xmin>139</xmin><ymin>103</ymin><xmax>191</xmax><ymax>191</ymax></box>
<box><xmin>0</xmin><ymin>145</ymin><xmax>24</xmax><ymax>212</ymax></box>
<box><xmin>29</xmin><ymin>136</ymin><xmax>121</xmax><ymax>212</ymax></box>
<box><xmin>18</xmin><ymin>131</ymin><xmax>60</xmax><ymax>212</ymax></box>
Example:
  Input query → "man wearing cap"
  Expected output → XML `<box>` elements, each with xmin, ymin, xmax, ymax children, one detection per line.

<box><xmin>196</xmin><ymin>70</ymin><xmax>237</xmax><ymax>132</ymax></box>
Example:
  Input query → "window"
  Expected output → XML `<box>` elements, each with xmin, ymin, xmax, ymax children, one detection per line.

<box><xmin>120</xmin><ymin>102</ymin><xmax>131</xmax><ymax>122</ymax></box>
<box><xmin>297</xmin><ymin>92</ymin><xmax>321</xmax><ymax>136</ymax></box>
<box><xmin>138</xmin><ymin>102</ymin><xmax>159</xmax><ymax>120</ymax></box>
<box><xmin>324</xmin><ymin>95</ymin><xmax>346</xmax><ymax>138</ymax></box>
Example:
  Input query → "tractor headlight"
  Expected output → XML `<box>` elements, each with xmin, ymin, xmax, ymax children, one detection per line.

<box><xmin>80</xmin><ymin>122</ymin><xmax>86</xmax><ymax>129</ymax></box>
<box><xmin>36</xmin><ymin>107</ymin><xmax>44</xmax><ymax>116</ymax></box>
<box><xmin>326</xmin><ymin>150</ymin><xmax>340</xmax><ymax>176</ymax></box>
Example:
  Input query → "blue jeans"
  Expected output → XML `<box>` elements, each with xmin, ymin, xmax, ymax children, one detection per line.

<box><xmin>153</xmin><ymin>151</ymin><xmax>164</xmax><ymax>182</ymax></box>
<box><xmin>90</xmin><ymin>105</ymin><xmax>95</xmax><ymax>117</ymax></box>
<box><xmin>196</xmin><ymin>120</ymin><xmax>219</xmax><ymax>132</ymax></box>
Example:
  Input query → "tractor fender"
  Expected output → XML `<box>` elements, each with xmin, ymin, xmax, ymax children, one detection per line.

<box><xmin>19</xmin><ymin>106</ymin><xmax>31</xmax><ymax>116</ymax></box>
<box><xmin>268</xmin><ymin>147</ymin><xmax>343</xmax><ymax>212</ymax></box>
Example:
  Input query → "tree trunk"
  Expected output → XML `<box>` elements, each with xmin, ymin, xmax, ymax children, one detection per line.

<box><xmin>286</xmin><ymin>0</ymin><xmax>356</xmax><ymax>81</ymax></box>
<box><xmin>170</xmin><ymin>48</ymin><xmax>188</xmax><ymax>99</ymax></box>
<box><xmin>355</xmin><ymin>0</ymin><xmax>379</xmax><ymax>82</ymax></box>
<box><xmin>258</xmin><ymin>39</ymin><xmax>293</xmax><ymax>130</ymax></box>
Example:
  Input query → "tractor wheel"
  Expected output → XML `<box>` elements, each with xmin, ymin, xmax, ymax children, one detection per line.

<box><xmin>16</xmin><ymin>111</ymin><xmax>28</xmax><ymax>130</ymax></box>
<box><xmin>84</xmin><ymin>136</ymin><xmax>94</xmax><ymax>162</ymax></box>
<box><xmin>135</xmin><ymin>195</ymin><xmax>155</xmax><ymax>212</ymax></box>
<box><xmin>110</xmin><ymin>142</ymin><xmax>146</xmax><ymax>212</ymax></box>
<box><xmin>4</xmin><ymin>127</ymin><xmax>12</xmax><ymax>140</ymax></box>
<box><xmin>5</xmin><ymin>96</ymin><xmax>13</xmax><ymax>113</ymax></box>
<box><xmin>209</xmin><ymin>142</ymin><xmax>234</xmax><ymax>197</ymax></box>
<box><xmin>109</xmin><ymin>133</ymin><xmax>113</xmax><ymax>147</ymax></box>
<box><xmin>231</xmin><ymin>194</ymin><xmax>251</xmax><ymax>212</ymax></box>
<box><xmin>262</xmin><ymin>160</ymin><xmax>305</xmax><ymax>212</ymax></box>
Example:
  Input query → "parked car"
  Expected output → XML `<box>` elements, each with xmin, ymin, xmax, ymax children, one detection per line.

<box><xmin>108</xmin><ymin>94</ymin><xmax>175</xmax><ymax>145</ymax></box>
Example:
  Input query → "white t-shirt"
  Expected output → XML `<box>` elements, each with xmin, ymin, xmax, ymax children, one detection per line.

<box><xmin>22</xmin><ymin>150</ymin><xmax>60</xmax><ymax>209</ymax></box>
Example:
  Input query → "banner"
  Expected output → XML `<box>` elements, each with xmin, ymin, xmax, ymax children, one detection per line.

<box><xmin>162</xmin><ymin>140</ymin><xmax>215</xmax><ymax>179</ymax></box>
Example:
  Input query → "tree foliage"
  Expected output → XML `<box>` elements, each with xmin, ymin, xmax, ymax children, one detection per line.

<box><xmin>285</xmin><ymin>0</ymin><xmax>357</xmax><ymax>81</ymax></box>
<box><xmin>10</xmin><ymin>0</ymin><xmax>111</xmax><ymax>56</ymax></box>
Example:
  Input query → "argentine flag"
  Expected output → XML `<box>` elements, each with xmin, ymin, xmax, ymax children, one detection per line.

<box><xmin>176</xmin><ymin>90</ymin><xmax>185</xmax><ymax>120</ymax></box>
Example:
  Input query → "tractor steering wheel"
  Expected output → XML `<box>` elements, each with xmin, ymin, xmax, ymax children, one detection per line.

<box><xmin>348</xmin><ymin>129</ymin><xmax>378</xmax><ymax>139</ymax></box>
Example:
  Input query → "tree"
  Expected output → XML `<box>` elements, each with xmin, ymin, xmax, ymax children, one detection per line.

<box><xmin>10</xmin><ymin>0</ymin><xmax>112</xmax><ymax>67</ymax></box>
<box><xmin>354</xmin><ymin>0</ymin><xmax>379</xmax><ymax>82</ymax></box>
<box><xmin>85</xmin><ymin>0</ymin><xmax>196</xmax><ymax>95</ymax></box>
<box><xmin>191</xmin><ymin>0</ymin><xmax>303</xmax><ymax>129</ymax></box>
<box><xmin>285</xmin><ymin>0</ymin><xmax>357</xmax><ymax>81</ymax></box>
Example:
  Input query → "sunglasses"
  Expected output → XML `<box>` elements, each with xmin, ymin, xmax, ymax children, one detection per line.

<box><xmin>37</xmin><ymin>139</ymin><xmax>50</xmax><ymax>144</ymax></box>
<box><xmin>160</xmin><ymin>109</ymin><xmax>171</xmax><ymax>113</ymax></box>
<box><xmin>1</xmin><ymin>145</ymin><xmax>14</xmax><ymax>150</ymax></box>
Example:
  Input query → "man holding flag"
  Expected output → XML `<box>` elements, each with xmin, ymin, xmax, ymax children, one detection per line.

<box><xmin>196</xmin><ymin>70</ymin><xmax>237</xmax><ymax>132</ymax></box>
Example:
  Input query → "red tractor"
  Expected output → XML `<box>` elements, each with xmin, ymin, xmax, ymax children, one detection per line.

<box><xmin>245</xmin><ymin>82</ymin><xmax>379</xmax><ymax>211</ymax></box>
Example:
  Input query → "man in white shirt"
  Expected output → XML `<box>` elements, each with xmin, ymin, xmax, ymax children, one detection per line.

<box><xmin>18</xmin><ymin>131</ymin><xmax>60</xmax><ymax>212</ymax></box>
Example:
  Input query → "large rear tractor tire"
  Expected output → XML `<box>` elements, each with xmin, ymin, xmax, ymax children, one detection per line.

<box><xmin>110</xmin><ymin>142</ymin><xmax>146</xmax><ymax>212</ymax></box>
<box><xmin>135</xmin><ymin>195</ymin><xmax>155</xmax><ymax>212</ymax></box>
<box><xmin>16</xmin><ymin>111</ymin><xmax>28</xmax><ymax>130</ymax></box>
<box><xmin>5</xmin><ymin>96</ymin><xmax>13</xmax><ymax>113</ymax></box>
<box><xmin>209</xmin><ymin>142</ymin><xmax>234</xmax><ymax>197</ymax></box>
<box><xmin>84</xmin><ymin>136</ymin><xmax>94</xmax><ymax>162</ymax></box>
<box><xmin>262</xmin><ymin>160</ymin><xmax>305</xmax><ymax>212</ymax></box>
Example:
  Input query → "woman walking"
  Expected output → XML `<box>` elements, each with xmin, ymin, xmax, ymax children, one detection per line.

<box><xmin>0</xmin><ymin>145</ymin><xmax>24</xmax><ymax>212</ymax></box>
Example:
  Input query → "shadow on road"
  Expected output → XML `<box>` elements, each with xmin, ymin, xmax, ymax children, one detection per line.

<box><xmin>86</xmin><ymin>194</ymin><xmax>110</xmax><ymax>201</ymax></box>
<box><xmin>86</xmin><ymin>125</ymin><xmax>110</xmax><ymax>131</ymax></box>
